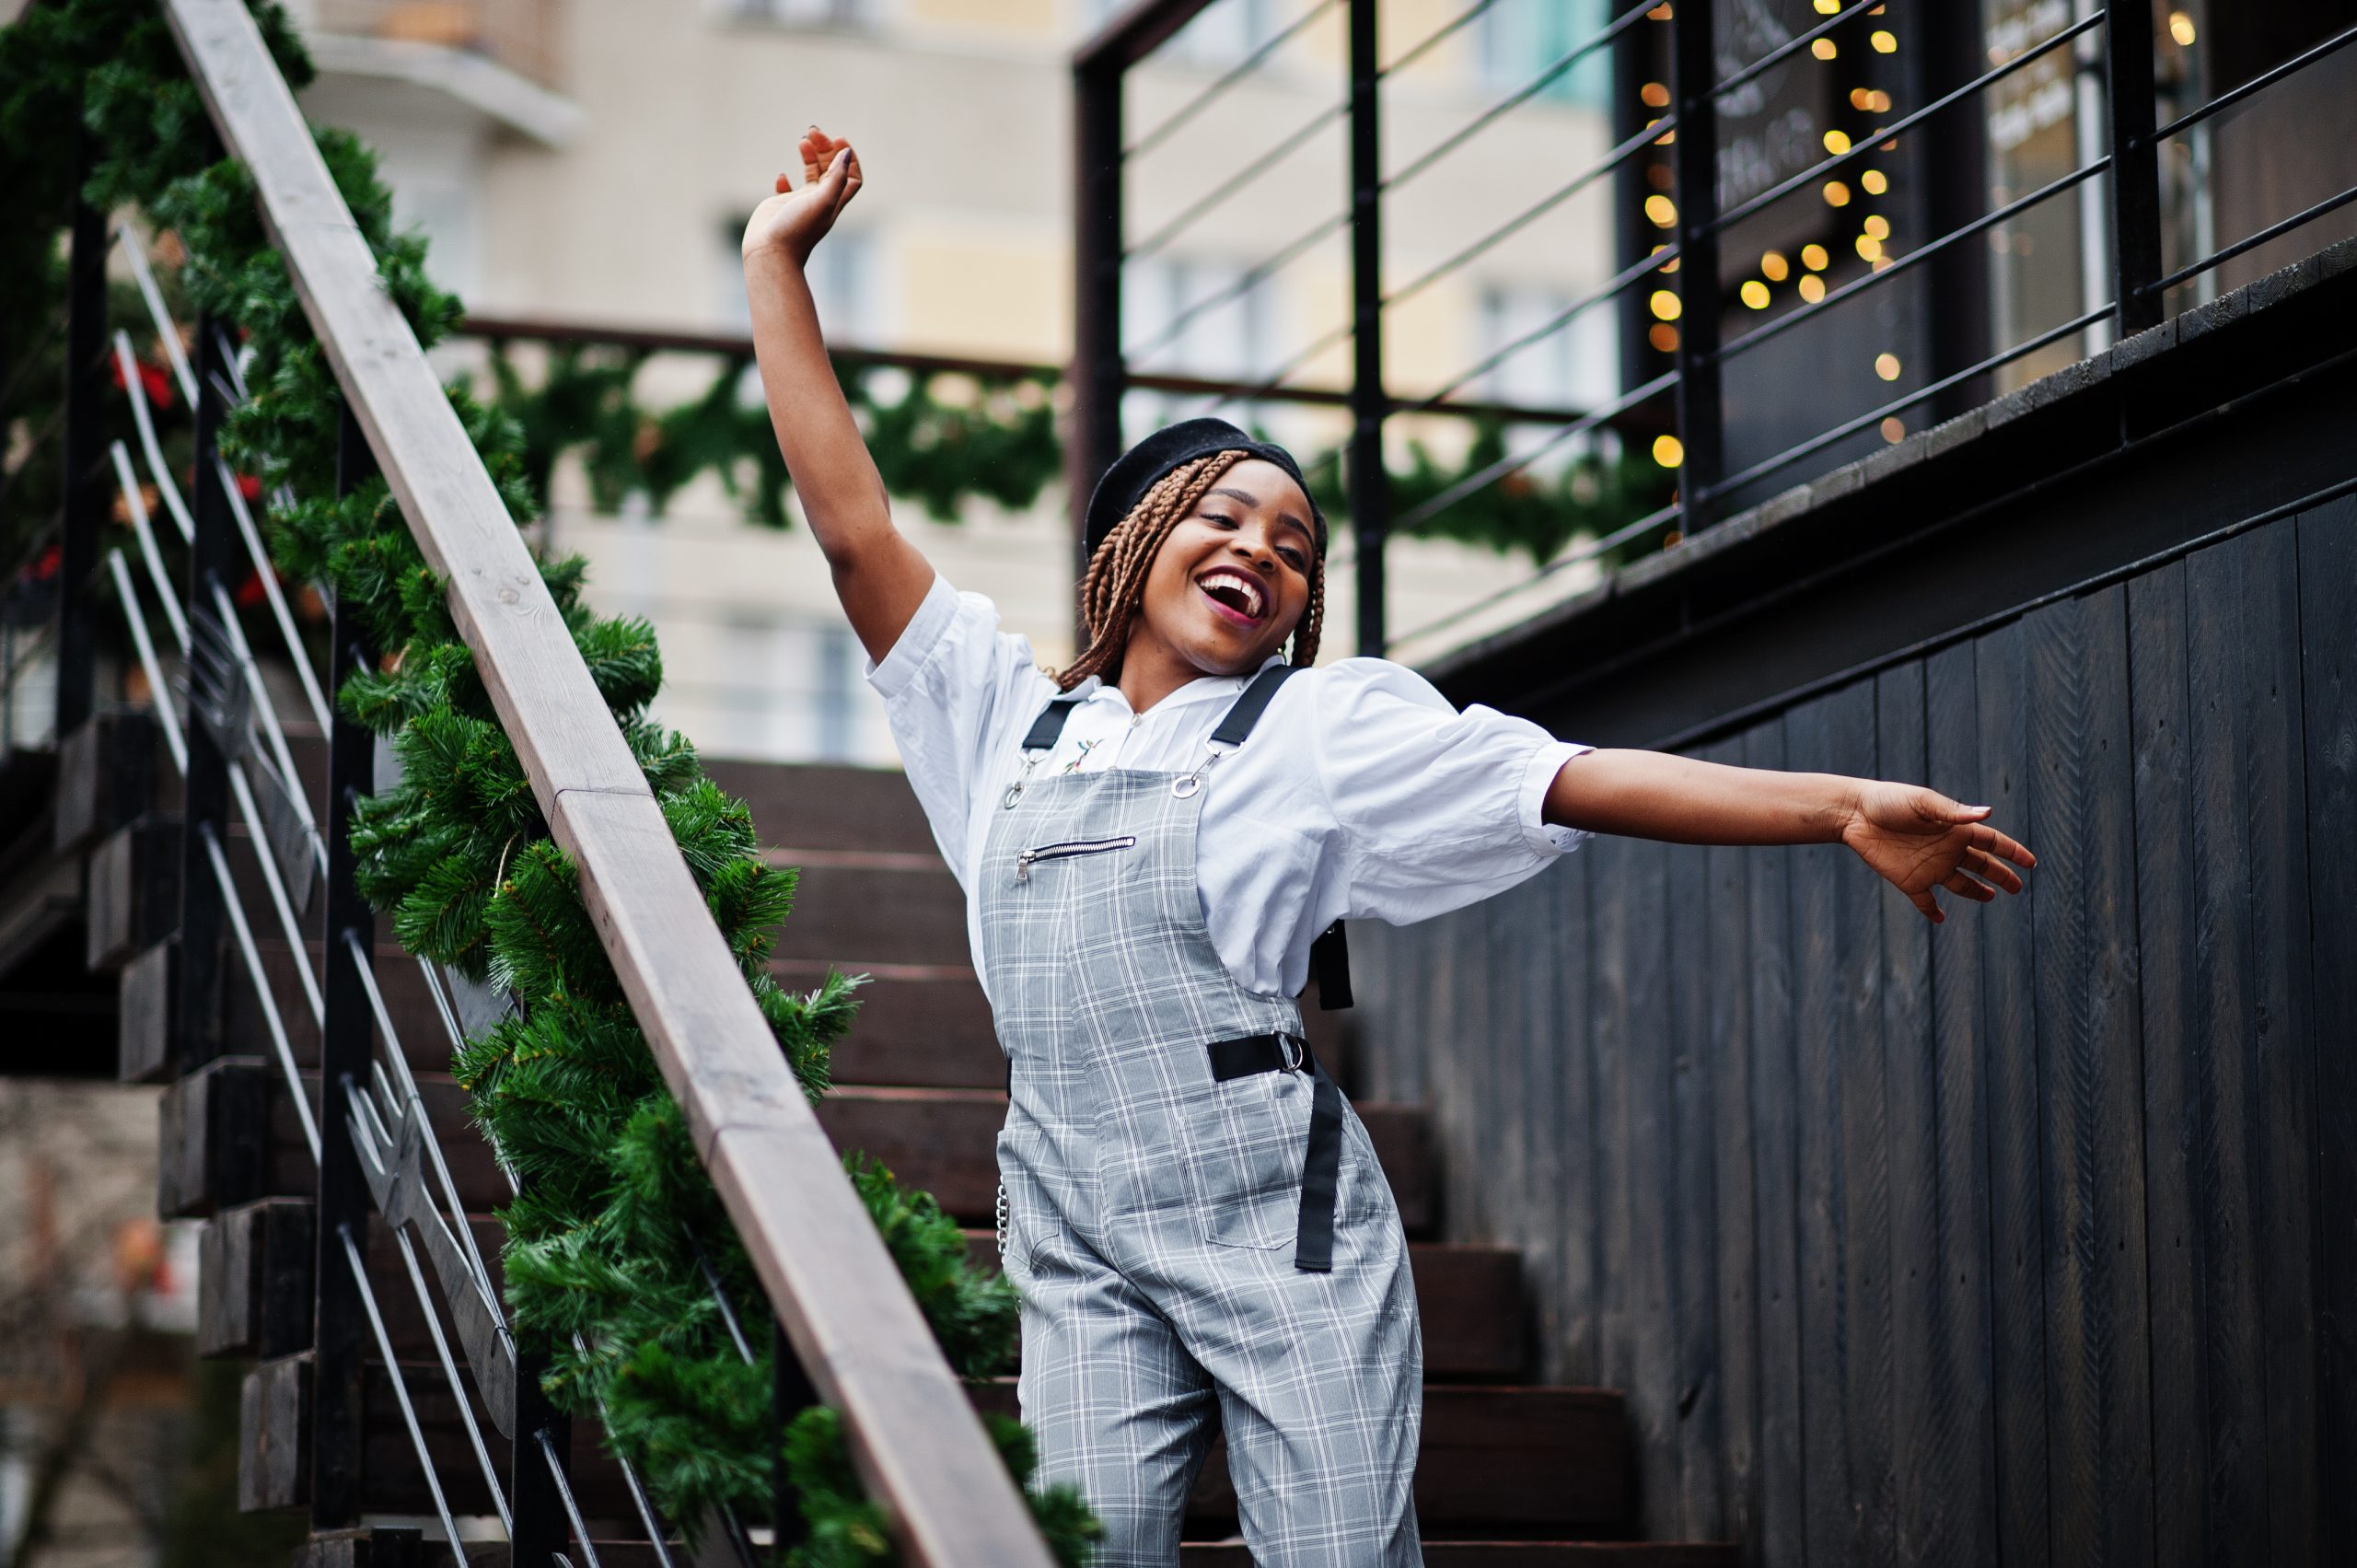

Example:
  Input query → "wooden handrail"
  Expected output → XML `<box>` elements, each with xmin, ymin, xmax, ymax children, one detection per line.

<box><xmin>159</xmin><ymin>4</ymin><xmax>1054</xmax><ymax>1562</ymax></box>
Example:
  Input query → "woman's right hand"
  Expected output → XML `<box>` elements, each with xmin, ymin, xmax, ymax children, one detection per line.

<box><xmin>742</xmin><ymin>124</ymin><xmax>864</xmax><ymax>266</ymax></box>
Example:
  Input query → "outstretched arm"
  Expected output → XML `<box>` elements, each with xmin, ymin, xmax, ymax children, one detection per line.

<box><xmin>1543</xmin><ymin>749</ymin><xmax>2036</xmax><ymax>923</ymax></box>
<box><xmin>741</xmin><ymin>126</ymin><xmax>934</xmax><ymax>662</ymax></box>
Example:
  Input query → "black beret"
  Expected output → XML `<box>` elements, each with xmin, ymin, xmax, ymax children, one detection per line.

<box><xmin>1082</xmin><ymin>417</ymin><xmax>1325</xmax><ymax>563</ymax></box>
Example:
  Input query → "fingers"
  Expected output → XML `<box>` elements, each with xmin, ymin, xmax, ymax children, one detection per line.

<box><xmin>1909</xmin><ymin>887</ymin><xmax>1945</xmax><ymax>923</ymax></box>
<box><xmin>1964</xmin><ymin>844</ymin><xmax>2025</xmax><ymax>895</ymax></box>
<box><xmin>1973</xmin><ymin>822</ymin><xmax>2037</xmax><ymax>868</ymax></box>
<box><xmin>838</xmin><ymin>145</ymin><xmax>864</xmax><ymax>210</ymax></box>
<box><xmin>1941</xmin><ymin>868</ymin><xmax>1997</xmax><ymax>903</ymax></box>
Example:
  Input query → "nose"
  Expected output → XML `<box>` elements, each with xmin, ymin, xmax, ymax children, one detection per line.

<box><xmin>1230</xmin><ymin>528</ymin><xmax>1278</xmax><ymax>572</ymax></box>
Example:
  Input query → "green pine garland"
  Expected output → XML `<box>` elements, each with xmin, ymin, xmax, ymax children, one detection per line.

<box><xmin>0</xmin><ymin>4</ymin><xmax>1095</xmax><ymax>1560</ymax></box>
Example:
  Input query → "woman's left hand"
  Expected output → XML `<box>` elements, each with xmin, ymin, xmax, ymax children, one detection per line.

<box><xmin>1841</xmin><ymin>783</ymin><xmax>2036</xmax><ymax>923</ymax></box>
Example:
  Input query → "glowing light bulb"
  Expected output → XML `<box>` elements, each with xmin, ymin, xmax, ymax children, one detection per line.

<box><xmin>1801</xmin><ymin>243</ymin><xmax>1829</xmax><ymax>271</ymax></box>
<box><xmin>1741</xmin><ymin>280</ymin><xmax>1771</xmax><ymax>308</ymax></box>
<box><xmin>1862</xmin><ymin>168</ymin><xmax>1888</xmax><ymax>195</ymax></box>
<box><xmin>1761</xmin><ymin>250</ymin><xmax>1790</xmax><ymax>281</ymax></box>
<box><xmin>1871</xmin><ymin>29</ymin><xmax>1897</xmax><ymax>52</ymax></box>
<box><xmin>2169</xmin><ymin>11</ymin><xmax>2196</xmax><ymax>45</ymax></box>
<box><xmin>1812</xmin><ymin>37</ymin><xmax>1838</xmax><ymax>59</ymax></box>
<box><xmin>1881</xmin><ymin>416</ymin><xmax>1906</xmax><ymax>443</ymax></box>
<box><xmin>1798</xmin><ymin>273</ymin><xmax>1827</xmax><ymax>302</ymax></box>
<box><xmin>1648</xmin><ymin>322</ymin><xmax>1680</xmax><ymax>352</ymax></box>
<box><xmin>1814</xmin><ymin>0</ymin><xmax>1839</xmax><ymax>11</ymax></box>
<box><xmin>1645</xmin><ymin>194</ymin><xmax>1678</xmax><ymax>228</ymax></box>
<box><xmin>1875</xmin><ymin>352</ymin><xmax>1902</xmax><ymax>380</ymax></box>
<box><xmin>1824</xmin><ymin>129</ymin><xmax>1852</xmax><ymax>155</ymax></box>
<box><xmin>1824</xmin><ymin>180</ymin><xmax>1852</xmax><ymax>207</ymax></box>
<box><xmin>1654</xmin><ymin>434</ymin><xmax>1685</xmax><ymax>468</ymax></box>
<box><xmin>1856</xmin><ymin>234</ymin><xmax>1884</xmax><ymax>261</ymax></box>
<box><xmin>1863</xmin><ymin>214</ymin><xmax>1891</xmax><ymax>239</ymax></box>
<box><xmin>1642</xmin><ymin>81</ymin><xmax>1670</xmax><ymax>108</ymax></box>
<box><xmin>1650</xmin><ymin>289</ymin><xmax>1683</xmax><ymax>321</ymax></box>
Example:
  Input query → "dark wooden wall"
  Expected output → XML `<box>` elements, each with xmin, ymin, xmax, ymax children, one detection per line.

<box><xmin>1354</xmin><ymin>500</ymin><xmax>2357</xmax><ymax>1567</ymax></box>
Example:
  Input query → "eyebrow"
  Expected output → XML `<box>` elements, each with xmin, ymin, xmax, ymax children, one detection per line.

<box><xmin>1205</xmin><ymin>487</ymin><xmax>1314</xmax><ymax>542</ymax></box>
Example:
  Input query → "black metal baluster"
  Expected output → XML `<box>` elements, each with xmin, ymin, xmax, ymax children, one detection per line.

<box><xmin>512</xmin><ymin>1347</ymin><xmax>571</xmax><ymax>1565</ymax></box>
<box><xmin>314</xmin><ymin>402</ymin><xmax>377</xmax><ymax>1530</ymax></box>
<box><xmin>2105</xmin><ymin>0</ymin><xmax>2164</xmax><ymax>331</ymax></box>
<box><xmin>58</xmin><ymin>116</ymin><xmax>106</xmax><ymax>738</ymax></box>
<box><xmin>175</xmin><ymin>318</ymin><xmax>237</xmax><ymax>1069</ymax></box>
<box><xmin>1669</xmin><ymin>0</ymin><xmax>1724</xmax><ymax>530</ymax></box>
<box><xmin>1069</xmin><ymin>45</ymin><xmax>1126</xmax><ymax>594</ymax></box>
<box><xmin>771</xmin><ymin>1318</ymin><xmax>816</xmax><ymax>1562</ymax></box>
<box><xmin>1347</xmin><ymin>0</ymin><xmax>1387</xmax><ymax>655</ymax></box>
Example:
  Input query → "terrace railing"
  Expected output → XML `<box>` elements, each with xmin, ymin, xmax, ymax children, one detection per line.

<box><xmin>1073</xmin><ymin>0</ymin><xmax>2357</xmax><ymax>658</ymax></box>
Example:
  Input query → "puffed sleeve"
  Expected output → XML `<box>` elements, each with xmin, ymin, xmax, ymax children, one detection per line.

<box><xmin>866</xmin><ymin>574</ymin><xmax>1052</xmax><ymax>885</ymax></box>
<box><xmin>1306</xmin><ymin>657</ymin><xmax>1590</xmax><ymax>926</ymax></box>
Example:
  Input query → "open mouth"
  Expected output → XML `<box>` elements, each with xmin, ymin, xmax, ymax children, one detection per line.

<box><xmin>1197</xmin><ymin>567</ymin><xmax>1267</xmax><ymax>627</ymax></box>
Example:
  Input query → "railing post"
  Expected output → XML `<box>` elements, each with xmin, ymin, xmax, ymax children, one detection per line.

<box><xmin>313</xmin><ymin>402</ymin><xmax>377</xmax><ymax>1530</ymax></box>
<box><xmin>1069</xmin><ymin>49</ymin><xmax>1126</xmax><ymax>600</ymax></box>
<box><xmin>2105</xmin><ymin>0</ymin><xmax>2164</xmax><ymax>332</ymax></box>
<box><xmin>1668</xmin><ymin>0</ymin><xmax>1724</xmax><ymax>532</ymax></box>
<box><xmin>511</xmin><ymin>1347</ymin><xmax>571</xmax><ymax>1565</ymax></box>
<box><xmin>1346</xmin><ymin>0</ymin><xmax>1387</xmax><ymax>655</ymax></box>
<box><xmin>57</xmin><ymin>114</ymin><xmax>108</xmax><ymax>736</ymax></box>
<box><xmin>175</xmin><ymin>317</ymin><xmax>238</xmax><ymax>1069</ymax></box>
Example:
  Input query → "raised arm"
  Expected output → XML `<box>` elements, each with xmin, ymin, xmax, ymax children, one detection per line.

<box><xmin>741</xmin><ymin>126</ymin><xmax>934</xmax><ymax>662</ymax></box>
<box><xmin>1544</xmin><ymin>748</ymin><xmax>2035</xmax><ymax>923</ymax></box>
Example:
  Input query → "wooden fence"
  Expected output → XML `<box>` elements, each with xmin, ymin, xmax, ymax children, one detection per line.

<box><xmin>1355</xmin><ymin>499</ymin><xmax>2355</xmax><ymax>1566</ymax></box>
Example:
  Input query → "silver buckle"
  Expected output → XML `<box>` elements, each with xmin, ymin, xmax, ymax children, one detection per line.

<box><xmin>1002</xmin><ymin>752</ymin><xmax>1045</xmax><ymax>809</ymax></box>
<box><xmin>1170</xmin><ymin>738</ymin><xmax>1237</xmax><ymax>799</ymax></box>
<box><xmin>1280</xmin><ymin>1033</ymin><xmax>1304</xmax><ymax>1072</ymax></box>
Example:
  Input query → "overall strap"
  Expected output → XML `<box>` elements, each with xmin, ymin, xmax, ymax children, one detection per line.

<box><xmin>1209</xmin><ymin>661</ymin><xmax>1305</xmax><ymax>747</ymax></box>
<box><xmin>1022</xmin><ymin>694</ymin><xmax>1084</xmax><ymax>752</ymax></box>
<box><xmin>1206</xmin><ymin>663</ymin><xmax>1353</xmax><ymax>1012</ymax></box>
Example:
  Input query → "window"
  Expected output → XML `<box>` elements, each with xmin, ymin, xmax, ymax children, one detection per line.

<box><xmin>726</xmin><ymin>0</ymin><xmax>874</xmax><ymax>25</ymax></box>
<box><xmin>1476</xmin><ymin>0</ymin><xmax>1610</xmax><ymax>110</ymax></box>
<box><xmin>721</xmin><ymin>224</ymin><xmax>877</xmax><ymax>342</ymax></box>
<box><xmin>1086</xmin><ymin>0</ymin><xmax>1283</xmax><ymax>68</ymax></box>
<box><xmin>1123</xmin><ymin>254</ymin><xmax>1276</xmax><ymax>379</ymax></box>
<box><xmin>1477</xmin><ymin>285</ymin><xmax>1617</xmax><ymax>412</ymax></box>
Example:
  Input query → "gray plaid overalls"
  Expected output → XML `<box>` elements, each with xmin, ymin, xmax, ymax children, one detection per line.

<box><xmin>981</xmin><ymin>673</ymin><xmax>1423</xmax><ymax>1567</ymax></box>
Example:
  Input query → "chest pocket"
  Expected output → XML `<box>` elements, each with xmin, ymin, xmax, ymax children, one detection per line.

<box><xmin>1182</xmin><ymin>1071</ymin><xmax>1313</xmax><ymax>1251</ymax></box>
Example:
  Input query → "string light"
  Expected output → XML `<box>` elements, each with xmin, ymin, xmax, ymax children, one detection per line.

<box><xmin>1760</xmin><ymin>250</ymin><xmax>1790</xmax><ymax>281</ymax></box>
<box><xmin>1875</xmin><ymin>352</ymin><xmax>1902</xmax><ymax>380</ymax></box>
<box><xmin>1741</xmin><ymin>279</ymin><xmax>1771</xmax><ymax>308</ymax></box>
<box><xmin>1798</xmin><ymin>273</ymin><xmax>1826</xmax><ymax>302</ymax></box>
<box><xmin>1851</xmin><ymin>87</ymin><xmax>1892</xmax><ymax>112</ymax></box>
<box><xmin>1642</xmin><ymin>81</ymin><xmax>1670</xmax><ymax>108</ymax></box>
<box><xmin>1649</xmin><ymin>322</ymin><xmax>1680</xmax><ymax>352</ymax></box>
<box><xmin>1824</xmin><ymin>180</ymin><xmax>1852</xmax><ymax>206</ymax></box>
<box><xmin>1812</xmin><ymin>37</ymin><xmax>1838</xmax><ymax>59</ymax></box>
<box><xmin>2169</xmin><ymin>10</ymin><xmax>2196</xmax><ymax>45</ymax></box>
<box><xmin>1856</xmin><ymin>234</ymin><xmax>1884</xmax><ymax>261</ymax></box>
<box><xmin>1863</xmin><ymin>215</ymin><xmax>1891</xmax><ymax>240</ymax></box>
<box><xmin>1871</xmin><ymin>29</ymin><xmax>1897</xmax><ymax>52</ymax></box>
<box><xmin>1881</xmin><ymin>416</ymin><xmax>1906</xmax><ymax>442</ymax></box>
<box><xmin>1861</xmin><ymin>168</ymin><xmax>1888</xmax><ymax>194</ymax></box>
<box><xmin>1650</xmin><ymin>289</ymin><xmax>1683</xmax><ymax>321</ymax></box>
<box><xmin>1824</xmin><ymin>129</ymin><xmax>1852</xmax><ymax>155</ymax></box>
<box><xmin>1647</xmin><ymin>2</ymin><xmax>1672</xmax><ymax>18</ymax></box>
<box><xmin>1654</xmin><ymin>434</ymin><xmax>1685</xmax><ymax>467</ymax></box>
<box><xmin>1801</xmin><ymin>242</ymin><xmax>1829</xmax><ymax>270</ymax></box>
<box><xmin>1645</xmin><ymin>194</ymin><xmax>1678</xmax><ymax>227</ymax></box>
<box><xmin>1814</xmin><ymin>0</ymin><xmax>1839</xmax><ymax>11</ymax></box>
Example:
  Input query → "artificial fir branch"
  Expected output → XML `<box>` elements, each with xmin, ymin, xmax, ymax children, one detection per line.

<box><xmin>0</xmin><ymin>4</ymin><xmax>1094</xmax><ymax>1556</ymax></box>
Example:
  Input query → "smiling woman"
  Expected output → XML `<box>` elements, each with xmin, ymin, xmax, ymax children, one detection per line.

<box><xmin>741</xmin><ymin>121</ymin><xmax>2034</xmax><ymax>1568</ymax></box>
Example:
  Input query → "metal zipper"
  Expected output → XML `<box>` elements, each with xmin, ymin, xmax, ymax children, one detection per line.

<box><xmin>1013</xmin><ymin>834</ymin><xmax>1137</xmax><ymax>882</ymax></box>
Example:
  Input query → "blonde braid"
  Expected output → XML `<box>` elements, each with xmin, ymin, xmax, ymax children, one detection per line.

<box><xmin>1056</xmin><ymin>450</ymin><xmax>1327</xmax><ymax>691</ymax></box>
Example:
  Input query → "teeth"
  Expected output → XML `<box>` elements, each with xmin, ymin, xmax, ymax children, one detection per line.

<box><xmin>1202</xmin><ymin>570</ymin><xmax>1263</xmax><ymax>618</ymax></box>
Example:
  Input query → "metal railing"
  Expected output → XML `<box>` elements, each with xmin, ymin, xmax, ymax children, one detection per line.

<box><xmin>1073</xmin><ymin>1</ymin><xmax>2357</xmax><ymax>658</ymax></box>
<box><xmin>6</xmin><ymin>2</ymin><xmax>1061</xmax><ymax>1562</ymax></box>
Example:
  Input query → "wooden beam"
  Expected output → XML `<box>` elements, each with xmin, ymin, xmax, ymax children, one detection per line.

<box><xmin>157</xmin><ymin>5</ymin><xmax>1053</xmax><ymax>1561</ymax></box>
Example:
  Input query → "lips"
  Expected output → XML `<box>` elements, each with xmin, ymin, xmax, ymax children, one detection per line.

<box><xmin>1197</xmin><ymin>567</ymin><xmax>1267</xmax><ymax>626</ymax></box>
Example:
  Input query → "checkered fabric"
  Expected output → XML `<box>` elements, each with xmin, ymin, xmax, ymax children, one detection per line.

<box><xmin>981</xmin><ymin>761</ymin><xmax>1423</xmax><ymax>1567</ymax></box>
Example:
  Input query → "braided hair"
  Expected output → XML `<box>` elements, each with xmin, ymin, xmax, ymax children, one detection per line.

<box><xmin>1055</xmin><ymin>449</ymin><xmax>1326</xmax><ymax>692</ymax></box>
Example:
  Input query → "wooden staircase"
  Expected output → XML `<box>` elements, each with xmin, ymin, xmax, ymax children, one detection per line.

<box><xmin>112</xmin><ymin>739</ymin><xmax>1742</xmax><ymax>1562</ymax></box>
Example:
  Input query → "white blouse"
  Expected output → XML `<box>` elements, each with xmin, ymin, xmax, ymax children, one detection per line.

<box><xmin>868</xmin><ymin>575</ymin><xmax>1591</xmax><ymax>1000</ymax></box>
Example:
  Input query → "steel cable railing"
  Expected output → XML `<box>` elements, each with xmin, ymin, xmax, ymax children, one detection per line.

<box><xmin>2152</xmin><ymin>17</ymin><xmax>2357</xmax><ymax>141</ymax></box>
<box><xmin>2148</xmin><ymin>181</ymin><xmax>2357</xmax><ymax>296</ymax></box>
<box><xmin>1124</xmin><ymin>0</ymin><xmax>1339</xmax><ymax>161</ymax></box>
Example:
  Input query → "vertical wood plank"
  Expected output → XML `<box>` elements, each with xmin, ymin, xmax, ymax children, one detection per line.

<box><xmin>1925</xmin><ymin>641</ymin><xmax>2001</xmax><ymax>1568</ymax></box>
<box><xmin>2296</xmin><ymin>498</ymin><xmax>2357</xmax><ymax>1567</ymax></box>
<box><xmin>1496</xmin><ymin>867</ymin><xmax>1564</xmax><ymax>1385</ymax></box>
<box><xmin>1669</xmin><ymin>832</ymin><xmax>1724</xmax><ymax>1540</ymax></box>
<box><xmin>2187</xmin><ymin>522</ymin><xmax>2319</xmax><ymax>1565</ymax></box>
<box><xmin>2023</xmin><ymin>585</ymin><xmax>2154</xmax><ymax>1568</ymax></box>
<box><xmin>1554</xmin><ymin>850</ymin><xmax>1602</xmax><ymax>1386</ymax></box>
<box><xmin>1879</xmin><ymin>661</ymin><xmax>1951</xmax><ymax>1566</ymax></box>
<box><xmin>1744</xmin><ymin>717</ymin><xmax>1806</xmax><ymax>1568</ymax></box>
<box><xmin>1786</xmin><ymin>679</ymin><xmax>1895</xmax><ymax>1568</ymax></box>
<box><xmin>1975</xmin><ymin>614</ymin><xmax>2051</xmax><ymax>1568</ymax></box>
<box><xmin>1699</xmin><ymin>735</ymin><xmax>1760</xmax><ymax>1562</ymax></box>
<box><xmin>2127</xmin><ymin>559</ymin><xmax>2211</xmax><ymax>1568</ymax></box>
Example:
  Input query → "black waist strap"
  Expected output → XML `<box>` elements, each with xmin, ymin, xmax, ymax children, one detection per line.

<box><xmin>1206</xmin><ymin>1032</ymin><xmax>1346</xmax><ymax>1273</ymax></box>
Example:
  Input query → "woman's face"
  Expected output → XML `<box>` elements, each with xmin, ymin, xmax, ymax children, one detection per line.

<box><xmin>1130</xmin><ymin>458</ymin><xmax>1317</xmax><ymax>679</ymax></box>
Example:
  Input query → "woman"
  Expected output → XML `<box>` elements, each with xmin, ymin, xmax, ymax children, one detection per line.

<box><xmin>742</xmin><ymin>128</ymin><xmax>2033</xmax><ymax>1568</ymax></box>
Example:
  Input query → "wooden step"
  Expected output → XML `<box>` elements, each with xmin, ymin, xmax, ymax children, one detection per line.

<box><xmin>971</xmin><ymin>1381</ymin><xmax>1631</xmax><ymax>1534</ymax></box>
<box><xmin>767</xmin><ymin>854</ymin><xmax>970</xmax><ymax>969</ymax></box>
<box><xmin>774</xmin><ymin>957</ymin><xmax>1004</xmax><ymax>1089</ymax></box>
<box><xmin>199</xmin><ymin>1199</ymin><xmax>507</xmax><ymax>1365</ymax></box>
<box><xmin>703</xmin><ymin>759</ymin><xmax>939</xmax><ymax>858</ymax></box>
<box><xmin>958</xmin><ymin>1231</ymin><xmax>1525</xmax><ymax>1379</ymax></box>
